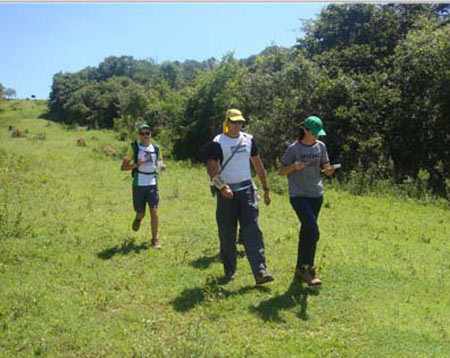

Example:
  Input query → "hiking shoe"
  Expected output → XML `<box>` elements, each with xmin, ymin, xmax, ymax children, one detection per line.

<box><xmin>151</xmin><ymin>238</ymin><xmax>161</xmax><ymax>249</ymax></box>
<box><xmin>132</xmin><ymin>218</ymin><xmax>141</xmax><ymax>232</ymax></box>
<box><xmin>255</xmin><ymin>271</ymin><xmax>274</xmax><ymax>285</ymax></box>
<box><xmin>296</xmin><ymin>265</ymin><xmax>322</xmax><ymax>286</ymax></box>
<box><xmin>225</xmin><ymin>271</ymin><xmax>236</xmax><ymax>281</ymax></box>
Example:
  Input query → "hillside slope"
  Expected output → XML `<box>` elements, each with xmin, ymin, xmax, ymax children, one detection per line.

<box><xmin>1</xmin><ymin>101</ymin><xmax>449</xmax><ymax>358</ymax></box>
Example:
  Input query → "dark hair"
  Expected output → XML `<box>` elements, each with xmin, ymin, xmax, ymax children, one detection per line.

<box><xmin>298</xmin><ymin>121</ymin><xmax>306</xmax><ymax>140</ymax></box>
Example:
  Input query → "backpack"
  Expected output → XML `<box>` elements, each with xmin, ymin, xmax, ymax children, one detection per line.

<box><xmin>131</xmin><ymin>140</ymin><xmax>159</xmax><ymax>179</ymax></box>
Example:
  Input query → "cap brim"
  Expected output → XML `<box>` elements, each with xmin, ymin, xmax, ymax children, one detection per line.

<box><xmin>228</xmin><ymin>116</ymin><xmax>245</xmax><ymax>122</ymax></box>
<box><xmin>317</xmin><ymin>129</ymin><xmax>326</xmax><ymax>136</ymax></box>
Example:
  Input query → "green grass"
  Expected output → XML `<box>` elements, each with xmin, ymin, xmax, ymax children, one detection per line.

<box><xmin>1</xmin><ymin>100</ymin><xmax>450</xmax><ymax>357</ymax></box>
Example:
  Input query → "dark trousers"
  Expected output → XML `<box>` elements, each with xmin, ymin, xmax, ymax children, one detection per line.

<box><xmin>216</xmin><ymin>187</ymin><xmax>267</xmax><ymax>277</ymax></box>
<box><xmin>289</xmin><ymin>196</ymin><xmax>323</xmax><ymax>268</ymax></box>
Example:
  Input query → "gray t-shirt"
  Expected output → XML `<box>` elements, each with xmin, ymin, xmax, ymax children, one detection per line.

<box><xmin>280</xmin><ymin>140</ymin><xmax>329</xmax><ymax>197</ymax></box>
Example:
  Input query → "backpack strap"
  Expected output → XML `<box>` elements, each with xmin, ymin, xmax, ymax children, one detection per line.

<box><xmin>131</xmin><ymin>142</ymin><xmax>160</xmax><ymax>181</ymax></box>
<box><xmin>131</xmin><ymin>140</ymin><xmax>139</xmax><ymax>178</ymax></box>
<box><xmin>154</xmin><ymin>144</ymin><xmax>159</xmax><ymax>162</ymax></box>
<box><xmin>218</xmin><ymin>134</ymin><xmax>244</xmax><ymax>175</ymax></box>
<box><xmin>153</xmin><ymin>144</ymin><xmax>160</xmax><ymax>182</ymax></box>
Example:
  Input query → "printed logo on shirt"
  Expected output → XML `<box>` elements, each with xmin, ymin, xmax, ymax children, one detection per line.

<box><xmin>299</xmin><ymin>153</ymin><xmax>320</xmax><ymax>166</ymax></box>
<box><xmin>144</xmin><ymin>150</ymin><xmax>154</xmax><ymax>163</ymax></box>
<box><xmin>230</xmin><ymin>144</ymin><xmax>247</xmax><ymax>154</ymax></box>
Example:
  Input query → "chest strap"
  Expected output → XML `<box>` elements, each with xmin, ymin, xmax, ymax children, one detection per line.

<box><xmin>136</xmin><ymin>170</ymin><xmax>156</xmax><ymax>175</ymax></box>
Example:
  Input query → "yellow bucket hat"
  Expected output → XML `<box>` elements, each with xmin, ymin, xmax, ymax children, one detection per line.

<box><xmin>222</xmin><ymin>109</ymin><xmax>246</xmax><ymax>133</ymax></box>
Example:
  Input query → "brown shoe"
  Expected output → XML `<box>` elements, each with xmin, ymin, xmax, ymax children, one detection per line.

<box><xmin>309</xmin><ymin>266</ymin><xmax>322</xmax><ymax>286</ymax></box>
<box><xmin>296</xmin><ymin>265</ymin><xmax>322</xmax><ymax>286</ymax></box>
<box><xmin>151</xmin><ymin>238</ymin><xmax>161</xmax><ymax>249</ymax></box>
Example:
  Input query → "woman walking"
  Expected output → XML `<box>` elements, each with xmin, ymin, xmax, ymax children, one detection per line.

<box><xmin>279</xmin><ymin>116</ymin><xmax>336</xmax><ymax>286</ymax></box>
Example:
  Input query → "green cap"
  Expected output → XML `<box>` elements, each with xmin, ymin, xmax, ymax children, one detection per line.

<box><xmin>137</xmin><ymin>122</ymin><xmax>151</xmax><ymax>132</ymax></box>
<box><xmin>304</xmin><ymin>116</ymin><xmax>326</xmax><ymax>136</ymax></box>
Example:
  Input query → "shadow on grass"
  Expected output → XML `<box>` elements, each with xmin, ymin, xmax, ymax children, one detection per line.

<box><xmin>190</xmin><ymin>250</ymin><xmax>246</xmax><ymax>270</ymax></box>
<box><xmin>190</xmin><ymin>253</ymin><xmax>221</xmax><ymax>269</ymax></box>
<box><xmin>97</xmin><ymin>238</ymin><xmax>148</xmax><ymax>260</ymax></box>
<box><xmin>171</xmin><ymin>275</ymin><xmax>270</xmax><ymax>313</ymax></box>
<box><xmin>249</xmin><ymin>276</ymin><xmax>320</xmax><ymax>322</ymax></box>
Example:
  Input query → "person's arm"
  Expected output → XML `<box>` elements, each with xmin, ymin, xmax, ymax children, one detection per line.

<box><xmin>207</xmin><ymin>159</ymin><xmax>233</xmax><ymax>199</ymax></box>
<box><xmin>158</xmin><ymin>147</ymin><xmax>166</xmax><ymax>171</ymax></box>
<box><xmin>320</xmin><ymin>143</ymin><xmax>334</xmax><ymax>176</ymax></box>
<box><xmin>206</xmin><ymin>141</ymin><xmax>221</xmax><ymax>179</ymax></box>
<box><xmin>322</xmin><ymin>162</ymin><xmax>335</xmax><ymax>176</ymax></box>
<box><xmin>278</xmin><ymin>162</ymin><xmax>308</xmax><ymax>176</ymax></box>
<box><xmin>206</xmin><ymin>141</ymin><xmax>233</xmax><ymax>199</ymax></box>
<box><xmin>121</xmin><ymin>149</ymin><xmax>138</xmax><ymax>171</ymax></box>
<box><xmin>250</xmin><ymin>155</ymin><xmax>270</xmax><ymax>206</ymax></box>
<box><xmin>278</xmin><ymin>144</ymin><xmax>307</xmax><ymax>176</ymax></box>
<box><xmin>121</xmin><ymin>159</ymin><xmax>138</xmax><ymax>171</ymax></box>
<box><xmin>207</xmin><ymin>159</ymin><xmax>220</xmax><ymax>179</ymax></box>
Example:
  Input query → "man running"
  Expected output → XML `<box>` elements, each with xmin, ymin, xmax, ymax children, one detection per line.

<box><xmin>121</xmin><ymin>123</ymin><xmax>166</xmax><ymax>249</ymax></box>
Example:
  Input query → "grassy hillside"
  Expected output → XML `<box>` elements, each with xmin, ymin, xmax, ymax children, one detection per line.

<box><xmin>1</xmin><ymin>101</ymin><xmax>449</xmax><ymax>358</ymax></box>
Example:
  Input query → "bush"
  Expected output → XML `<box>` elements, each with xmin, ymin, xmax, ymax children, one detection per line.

<box><xmin>0</xmin><ymin>197</ymin><xmax>32</xmax><ymax>240</ymax></box>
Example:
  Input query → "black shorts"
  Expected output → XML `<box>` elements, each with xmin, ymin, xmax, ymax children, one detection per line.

<box><xmin>133</xmin><ymin>185</ymin><xmax>159</xmax><ymax>212</ymax></box>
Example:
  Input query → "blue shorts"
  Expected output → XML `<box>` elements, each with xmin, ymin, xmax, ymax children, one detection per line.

<box><xmin>133</xmin><ymin>185</ymin><xmax>159</xmax><ymax>212</ymax></box>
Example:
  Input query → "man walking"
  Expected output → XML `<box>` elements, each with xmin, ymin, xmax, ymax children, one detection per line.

<box><xmin>121</xmin><ymin>123</ymin><xmax>166</xmax><ymax>249</ymax></box>
<box><xmin>207</xmin><ymin>109</ymin><xmax>274</xmax><ymax>284</ymax></box>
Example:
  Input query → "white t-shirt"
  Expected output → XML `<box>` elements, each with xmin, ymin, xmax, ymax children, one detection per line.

<box><xmin>212</xmin><ymin>132</ymin><xmax>253</xmax><ymax>185</ymax></box>
<box><xmin>126</xmin><ymin>143</ymin><xmax>158</xmax><ymax>186</ymax></box>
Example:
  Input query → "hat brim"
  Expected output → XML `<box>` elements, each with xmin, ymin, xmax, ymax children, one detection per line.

<box><xmin>228</xmin><ymin>116</ymin><xmax>245</xmax><ymax>122</ymax></box>
<box><xmin>137</xmin><ymin>124</ymin><xmax>151</xmax><ymax>131</ymax></box>
<box><xmin>309</xmin><ymin>128</ymin><xmax>326</xmax><ymax>136</ymax></box>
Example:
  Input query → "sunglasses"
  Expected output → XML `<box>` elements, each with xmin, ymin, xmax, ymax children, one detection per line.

<box><xmin>139</xmin><ymin>132</ymin><xmax>151</xmax><ymax>136</ymax></box>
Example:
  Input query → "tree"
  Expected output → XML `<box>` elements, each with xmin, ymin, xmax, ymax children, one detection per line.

<box><xmin>298</xmin><ymin>4</ymin><xmax>449</xmax><ymax>76</ymax></box>
<box><xmin>390</xmin><ymin>20</ymin><xmax>450</xmax><ymax>192</ymax></box>
<box><xmin>48</xmin><ymin>72</ymin><xmax>89</xmax><ymax>123</ymax></box>
<box><xmin>4</xmin><ymin>88</ymin><xmax>16</xmax><ymax>100</ymax></box>
<box><xmin>96</xmin><ymin>56</ymin><xmax>137</xmax><ymax>81</ymax></box>
<box><xmin>173</xmin><ymin>54</ymin><xmax>245</xmax><ymax>161</ymax></box>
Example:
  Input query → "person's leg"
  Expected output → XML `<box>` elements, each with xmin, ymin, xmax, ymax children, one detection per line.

<box><xmin>149</xmin><ymin>208</ymin><xmax>158</xmax><ymax>239</ymax></box>
<box><xmin>132</xmin><ymin>186</ymin><xmax>146</xmax><ymax>231</ymax></box>
<box><xmin>289</xmin><ymin>197</ymin><xmax>321</xmax><ymax>268</ymax></box>
<box><xmin>216</xmin><ymin>194</ymin><xmax>238</xmax><ymax>277</ymax></box>
<box><xmin>238</xmin><ymin>188</ymin><xmax>272</xmax><ymax>282</ymax></box>
<box><xmin>147</xmin><ymin>185</ymin><xmax>161</xmax><ymax>248</ymax></box>
<box><xmin>307</xmin><ymin>196</ymin><xmax>323</xmax><ymax>266</ymax></box>
<box><xmin>149</xmin><ymin>208</ymin><xmax>160</xmax><ymax>247</ymax></box>
<box><xmin>289</xmin><ymin>196</ymin><xmax>323</xmax><ymax>285</ymax></box>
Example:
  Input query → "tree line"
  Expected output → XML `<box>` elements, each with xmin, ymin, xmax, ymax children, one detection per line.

<box><xmin>46</xmin><ymin>4</ymin><xmax>450</xmax><ymax>196</ymax></box>
<box><xmin>0</xmin><ymin>83</ymin><xmax>17</xmax><ymax>100</ymax></box>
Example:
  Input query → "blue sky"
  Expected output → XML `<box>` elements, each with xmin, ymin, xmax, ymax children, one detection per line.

<box><xmin>0</xmin><ymin>2</ymin><xmax>327</xmax><ymax>99</ymax></box>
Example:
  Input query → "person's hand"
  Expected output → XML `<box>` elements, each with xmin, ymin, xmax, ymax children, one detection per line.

<box><xmin>293</xmin><ymin>162</ymin><xmax>307</xmax><ymax>171</ymax></box>
<box><xmin>263</xmin><ymin>189</ymin><xmax>271</xmax><ymax>206</ymax></box>
<box><xmin>323</xmin><ymin>167</ymin><xmax>335</xmax><ymax>176</ymax></box>
<box><xmin>138</xmin><ymin>157</ymin><xmax>147</xmax><ymax>165</ymax></box>
<box><xmin>159</xmin><ymin>161</ymin><xmax>166</xmax><ymax>171</ymax></box>
<box><xmin>220</xmin><ymin>186</ymin><xmax>234</xmax><ymax>199</ymax></box>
